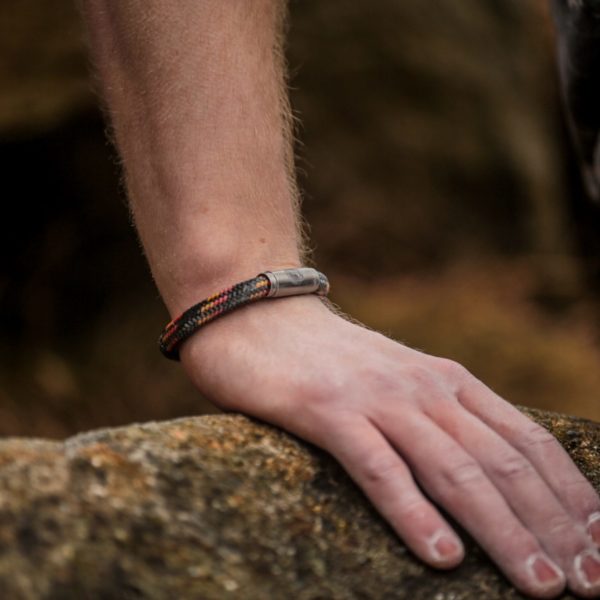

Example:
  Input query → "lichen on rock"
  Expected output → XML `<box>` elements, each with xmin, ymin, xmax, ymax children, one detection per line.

<box><xmin>0</xmin><ymin>407</ymin><xmax>597</xmax><ymax>599</ymax></box>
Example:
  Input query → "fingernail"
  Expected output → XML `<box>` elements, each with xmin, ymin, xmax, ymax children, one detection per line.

<box><xmin>587</xmin><ymin>512</ymin><xmax>600</xmax><ymax>546</ymax></box>
<box><xmin>526</xmin><ymin>553</ymin><xmax>565</xmax><ymax>589</ymax></box>
<box><xmin>428</xmin><ymin>530</ymin><xmax>463</xmax><ymax>562</ymax></box>
<box><xmin>575</xmin><ymin>549</ymin><xmax>600</xmax><ymax>590</ymax></box>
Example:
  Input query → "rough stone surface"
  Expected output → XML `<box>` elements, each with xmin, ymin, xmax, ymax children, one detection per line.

<box><xmin>0</xmin><ymin>407</ymin><xmax>598</xmax><ymax>599</ymax></box>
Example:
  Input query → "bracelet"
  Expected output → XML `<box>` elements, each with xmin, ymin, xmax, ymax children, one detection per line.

<box><xmin>158</xmin><ymin>267</ymin><xmax>330</xmax><ymax>360</ymax></box>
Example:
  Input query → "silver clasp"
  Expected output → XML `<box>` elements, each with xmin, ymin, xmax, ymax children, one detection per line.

<box><xmin>263</xmin><ymin>268</ymin><xmax>330</xmax><ymax>298</ymax></box>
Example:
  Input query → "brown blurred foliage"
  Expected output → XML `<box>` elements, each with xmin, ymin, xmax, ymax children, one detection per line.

<box><xmin>1</xmin><ymin>0</ymin><xmax>600</xmax><ymax>437</ymax></box>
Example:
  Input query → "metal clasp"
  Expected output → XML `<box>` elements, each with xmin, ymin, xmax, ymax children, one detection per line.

<box><xmin>263</xmin><ymin>268</ymin><xmax>330</xmax><ymax>298</ymax></box>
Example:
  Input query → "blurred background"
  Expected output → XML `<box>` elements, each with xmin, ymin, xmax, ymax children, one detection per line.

<box><xmin>1</xmin><ymin>0</ymin><xmax>600</xmax><ymax>438</ymax></box>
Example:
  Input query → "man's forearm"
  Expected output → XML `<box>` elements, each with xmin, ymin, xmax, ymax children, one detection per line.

<box><xmin>81</xmin><ymin>0</ymin><xmax>303</xmax><ymax>316</ymax></box>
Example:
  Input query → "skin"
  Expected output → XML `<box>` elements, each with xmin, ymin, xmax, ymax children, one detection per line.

<box><xmin>80</xmin><ymin>1</ymin><xmax>600</xmax><ymax>597</ymax></box>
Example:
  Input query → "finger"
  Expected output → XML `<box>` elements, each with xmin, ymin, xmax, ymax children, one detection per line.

<box><xmin>373</xmin><ymin>408</ymin><xmax>566</xmax><ymax>598</ymax></box>
<box><xmin>322</xmin><ymin>415</ymin><xmax>465</xmax><ymax>569</ymax></box>
<box><xmin>457</xmin><ymin>376</ymin><xmax>600</xmax><ymax>543</ymax></box>
<box><xmin>424</xmin><ymin>397</ymin><xmax>600</xmax><ymax>597</ymax></box>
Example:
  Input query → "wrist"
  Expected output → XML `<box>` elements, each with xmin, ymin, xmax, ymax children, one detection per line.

<box><xmin>153</xmin><ymin>245</ymin><xmax>303</xmax><ymax>317</ymax></box>
<box><xmin>179</xmin><ymin>292</ymin><xmax>331</xmax><ymax>370</ymax></box>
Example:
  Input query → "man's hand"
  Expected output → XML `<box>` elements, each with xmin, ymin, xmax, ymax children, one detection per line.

<box><xmin>181</xmin><ymin>294</ymin><xmax>600</xmax><ymax>598</ymax></box>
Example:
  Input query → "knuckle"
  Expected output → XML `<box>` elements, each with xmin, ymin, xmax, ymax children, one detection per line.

<box><xmin>395</xmin><ymin>496</ymin><xmax>430</xmax><ymax>523</ymax></box>
<box><xmin>441</xmin><ymin>459</ymin><xmax>486</xmax><ymax>489</ymax></box>
<box><xmin>360</xmin><ymin>453</ymin><xmax>406</xmax><ymax>487</ymax></box>
<box><xmin>494</xmin><ymin>519</ymin><xmax>531</xmax><ymax>548</ymax></box>
<box><xmin>401</xmin><ymin>363</ymin><xmax>442</xmax><ymax>391</ymax></box>
<box><xmin>519</xmin><ymin>424</ymin><xmax>560</xmax><ymax>453</ymax></box>
<box><xmin>490</xmin><ymin>453</ymin><xmax>534</xmax><ymax>482</ymax></box>
<box><xmin>436</xmin><ymin>358</ymin><xmax>471</xmax><ymax>382</ymax></box>
<box><xmin>546</xmin><ymin>513</ymin><xmax>576</xmax><ymax>537</ymax></box>
<box><xmin>561</xmin><ymin>477</ymin><xmax>599</xmax><ymax>509</ymax></box>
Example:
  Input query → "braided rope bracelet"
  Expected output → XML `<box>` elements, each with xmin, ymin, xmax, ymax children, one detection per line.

<box><xmin>159</xmin><ymin>268</ymin><xmax>330</xmax><ymax>360</ymax></box>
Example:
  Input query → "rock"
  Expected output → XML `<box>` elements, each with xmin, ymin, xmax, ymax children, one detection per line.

<box><xmin>0</xmin><ymin>407</ymin><xmax>597</xmax><ymax>599</ymax></box>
